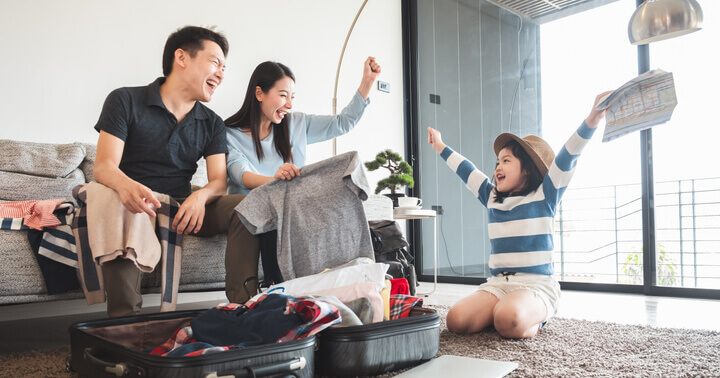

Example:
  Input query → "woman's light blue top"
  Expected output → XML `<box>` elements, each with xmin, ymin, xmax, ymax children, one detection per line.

<box><xmin>226</xmin><ymin>91</ymin><xmax>369</xmax><ymax>194</ymax></box>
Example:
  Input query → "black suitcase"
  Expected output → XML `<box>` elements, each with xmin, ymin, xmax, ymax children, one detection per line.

<box><xmin>68</xmin><ymin>309</ymin><xmax>315</xmax><ymax>378</ymax></box>
<box><xmin>315</xmin><ymin>307</ymin><xmax>440</xmax><ymax>377</ymax></box>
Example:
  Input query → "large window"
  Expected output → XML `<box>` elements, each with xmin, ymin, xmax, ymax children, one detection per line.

<box><xmin>542</xmin><ymin>1</ymin><xmax>720</xmax><ymax>291</ymax></box>
<box><xmin>406</xmin><ymin>0</ymin><xmax>720</xmax><ymax>296</ymax></box>
<box><xmin>649</xmin><ymin>1</ymin><xmax>720</xmax><ymax>290</ymax></box>
<box><xmin>541</xmin><ymin>1</ymin><xmax>642</xmax><ymax>286</ymax></box>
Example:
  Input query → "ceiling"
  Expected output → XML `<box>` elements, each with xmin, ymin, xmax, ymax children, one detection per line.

<box><xmin>487</xmin><ymin>0</ymin><xmax>620</xmax><ymax>24</ymax></box>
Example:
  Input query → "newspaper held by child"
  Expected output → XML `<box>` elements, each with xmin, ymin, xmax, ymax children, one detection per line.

<box><xmin>596</xmin><ymin>69</ymin><xmax>678</xmax><ymax>142</ymax></box>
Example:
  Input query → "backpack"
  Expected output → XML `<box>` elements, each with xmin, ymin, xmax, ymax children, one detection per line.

<box><xmin>368</xmin><ymin>220</ymin><xmax>418</xmax><ymax>295</ymax></box>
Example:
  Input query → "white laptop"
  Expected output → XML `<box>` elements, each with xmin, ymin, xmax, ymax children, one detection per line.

<box><xmin>394</xmin><ymin>355</ymin><xmax>518</xmax><ymax>378</ymax></box>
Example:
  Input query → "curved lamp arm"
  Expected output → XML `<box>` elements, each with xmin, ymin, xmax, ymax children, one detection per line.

<box><xmin>332</xmin><ymin>0</ymin><xmax>368</xmax><ymax>156</ymax></box>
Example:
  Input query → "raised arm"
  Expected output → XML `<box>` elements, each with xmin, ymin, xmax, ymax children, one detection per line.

<box><xmin>543</xmin><ymin>90</ymin><xmax>614</xmax><ymax>206</ymax></box>
<box><xmin>428</xmin><ymin>127</ymin><xmax>493</xmax><ymax>206</ymax></box>
<box><xmin>304</xmin><ymin>57</ymin><xmax>380</xmax><ymax>143</ymax></box>
<box><xmin>357</xmin><ymin>56</ymin><xmax>381</xmax><ymax>101</ymax></box>
<box><xmin>586</xmin><ymin>90</ymin><xmax>613</xmax><ymax>128</ymax></box>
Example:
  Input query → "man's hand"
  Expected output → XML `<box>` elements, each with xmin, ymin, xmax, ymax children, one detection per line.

<box><xmin>116</xmin><ymin>181</ymin><xmax>162</xmax><ymax>217</ymax></box>
<box><xmin>172</xmin><ymin>190</ymin><xmax>208</xmax><ymax>234</ymax></box>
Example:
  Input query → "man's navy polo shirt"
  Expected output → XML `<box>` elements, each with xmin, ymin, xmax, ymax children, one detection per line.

<box><xmin>94</xmin><ymin>77</ymin><xmax>228</xmax><ymax>198</ymax></box>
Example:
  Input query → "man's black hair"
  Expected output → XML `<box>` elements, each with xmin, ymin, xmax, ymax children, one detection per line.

<box><xmin>162</xmin><ymin>26</ymin><xmax>229</xmax><ymax>76</ymax></box>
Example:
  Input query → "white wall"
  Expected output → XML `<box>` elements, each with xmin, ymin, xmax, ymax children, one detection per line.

<box><xmin>0</xmin><ymin>0</ymin><xmax>405</xmax><ymax>188</ymax></box>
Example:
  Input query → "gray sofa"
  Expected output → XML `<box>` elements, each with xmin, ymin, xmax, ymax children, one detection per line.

<box><xmin>0</xmin><ymin>139</ymin><xmax>393</xmax><ymax>306</ymax></box>
<box><xmin>0</xmin><ymin>139</ymin><xmax>227</xmax><ymax>305</ymax></box>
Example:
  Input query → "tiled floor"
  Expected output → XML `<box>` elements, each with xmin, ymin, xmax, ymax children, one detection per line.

<box><xmin>1</xmin><ymin>282</ymin><xmax>718</xmax><ymax>354</ymax></box>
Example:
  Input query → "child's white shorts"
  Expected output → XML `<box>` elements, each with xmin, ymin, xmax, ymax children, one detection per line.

<box><xmin>479</xmin><ymin>273</ymin><xmax>561</xmax><ymax>323</ymax></box>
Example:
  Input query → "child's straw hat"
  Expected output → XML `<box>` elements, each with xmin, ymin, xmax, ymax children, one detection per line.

<box><xmin>493</xmin><ymin>133</ymin><xmax>555</xmax><ymax>177</ymax></box>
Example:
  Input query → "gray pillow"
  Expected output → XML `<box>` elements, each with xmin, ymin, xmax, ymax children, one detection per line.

<box><xmin>0</xmin><ymin>139</ymin><xmax>86</xmax><ymax>178</ymax></box>
<box><xmin>79</xmin><ymin>143</ymin><xmax>96</xmax><ymax>183</ymax></box>
<box><xmin>0</xmin><ymin>169</ymin><xmax>85</xmax><ymax>203</ymax></box>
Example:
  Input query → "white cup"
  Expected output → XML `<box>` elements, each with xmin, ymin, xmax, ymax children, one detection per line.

<box><xmin>397</xmin><ymin>196</ymin><xmax>422</xmax><ymax>208</ymax></box>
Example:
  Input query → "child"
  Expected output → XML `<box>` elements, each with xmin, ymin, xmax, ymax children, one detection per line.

<box><xmin>427</xmin><ymin>91</ymin><xmax>612</xmax><ymax>339</ymax></box>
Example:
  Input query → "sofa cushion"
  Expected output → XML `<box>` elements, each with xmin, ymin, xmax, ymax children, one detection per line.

<box><xmin>80</xmin><ymin>143</ymin><xmax>97</xmax><ymax>183</ymax></box>
<box><xmin>0</xmin><ymin>139</ymin><xmax>86</xmax><ymax>178</ymax></box>
<box><xmin>0</xmin><ymin>169</ymin><xmax>85</xmax><ymax>202</ymax></box>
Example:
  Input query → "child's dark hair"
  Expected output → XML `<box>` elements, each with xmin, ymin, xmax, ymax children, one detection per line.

<box><xmin>493</xmin><ymin>140</ymin><xmax>544</xmax><ymax>203</ymax></box>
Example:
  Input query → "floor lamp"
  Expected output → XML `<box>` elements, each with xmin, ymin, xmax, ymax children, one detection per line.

<box><xmin>332</xmin><ymin>0</ymin><xmax>369</xmax><ymax>156</ymax></box>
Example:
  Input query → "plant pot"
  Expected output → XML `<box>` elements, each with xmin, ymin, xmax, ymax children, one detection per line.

<box><xmin>384</xmin><ymin>193</ymin><xmax>406</xmax><ymax>208</ymax></box>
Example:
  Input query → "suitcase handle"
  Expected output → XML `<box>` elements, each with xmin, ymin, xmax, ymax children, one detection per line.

<box><xmin>83</xmin><ymin>348</ymin><xmax>128</xmax><ymax>377</ymax></box>
<box><xmin>204</xmin><ymin>356</ymin><xmax>307</xmax><ymax>378</ymax></box>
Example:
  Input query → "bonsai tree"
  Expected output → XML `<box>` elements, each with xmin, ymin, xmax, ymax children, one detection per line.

<box><xmin>365</xmin><ymin>149</ymin><xmax>414</xmax><ymax>195</ymax></box>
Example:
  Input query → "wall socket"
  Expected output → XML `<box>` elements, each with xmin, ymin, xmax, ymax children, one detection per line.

<box><xmin>377</xmin><ymin>81</ymin><xmax>390</xmax><ymax>93</ymax></box>
<box><xmin>431</xmin><ymin>205</ymin><xmax>444</xmax><ymax>214</ymax></box>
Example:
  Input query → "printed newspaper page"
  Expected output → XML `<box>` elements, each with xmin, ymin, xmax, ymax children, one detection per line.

<box><xmin>595</xmin><ymin>69</ymin><xmax>678</xmax><ymax>143</ymax></box>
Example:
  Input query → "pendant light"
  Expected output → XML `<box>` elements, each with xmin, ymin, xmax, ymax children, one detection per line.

<box><xmin>628</xmin><ymin>0</ymin><xmax>703</xmax><ymax>45</ymax></box>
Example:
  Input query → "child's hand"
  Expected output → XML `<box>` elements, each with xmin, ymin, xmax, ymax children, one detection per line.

<box><xmin>427</xmin><ymin>127</ymin><xmax>447</xmax><ymax>154</ymax></box>
<box><xmin>586</xmin><ymin>90</ymin><xmax>614</xmax><ymax>128</ymax></box>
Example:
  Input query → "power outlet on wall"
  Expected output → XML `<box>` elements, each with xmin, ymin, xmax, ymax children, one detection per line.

<box><xmin>431</xmin><ymin>205</ymin><xmax>444</xmax><ymax>215</ymax></box>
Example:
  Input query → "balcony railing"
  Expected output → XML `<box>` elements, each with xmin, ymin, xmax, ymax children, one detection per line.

<box><xmin>554</xmin><ymin>177</ymin><xmax>720</xmax><ymax>289</ymax></box>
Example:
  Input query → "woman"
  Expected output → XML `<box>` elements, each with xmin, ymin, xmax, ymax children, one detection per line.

<box><xmin>225</xmin><ymin>57</ymin><xmax>381</xmax><ymax>194</ymax></box>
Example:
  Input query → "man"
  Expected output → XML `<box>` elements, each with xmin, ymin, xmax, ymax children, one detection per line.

<box><xmin>93</xmin><ymin>26</ymin><xmax>259</xmax><ymax>317</ymax></box>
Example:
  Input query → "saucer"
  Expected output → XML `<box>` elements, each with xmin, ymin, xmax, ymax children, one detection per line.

<box><xmin>395</xmin><ymin>206</ymin><xmax>422</xmax><ymax>210</ymax></box>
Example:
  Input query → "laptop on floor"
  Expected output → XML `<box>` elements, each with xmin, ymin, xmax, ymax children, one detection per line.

<box><xmin>395</xmin><ymin>355</ymin><xmax>518</xmax><ymax>378</ymax></box>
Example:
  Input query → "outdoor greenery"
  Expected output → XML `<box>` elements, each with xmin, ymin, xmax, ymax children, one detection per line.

<box><xmin>365</xmin><ymin>149</ymin><xmax>414</xmax><ymax>195</ymax></box>
<box><xmin>621</xmin><ymin>243</ymin><xmax>679</xmax><ymax>286</ymax></box>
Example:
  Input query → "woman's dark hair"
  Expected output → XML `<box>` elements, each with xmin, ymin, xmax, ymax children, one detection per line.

<box><xmin>493</xmin><ymin>140</ymin><xmax>544</xmax><ymax>203</ymax></box>
<box><xmin>225</xmin><ymin>61</ymin><xmax>295</xmax><ymax>162</ymax></box>
<box><xmin>162</xmin><ymin>26</ymin><xmax>229</xmax><ymax>77</ymax></box>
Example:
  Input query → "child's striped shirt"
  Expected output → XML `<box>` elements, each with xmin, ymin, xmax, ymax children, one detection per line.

<box><xmin>440</xmin><ymin>121</ymin><xmax>596</xmax><ymax>276</ymax></box>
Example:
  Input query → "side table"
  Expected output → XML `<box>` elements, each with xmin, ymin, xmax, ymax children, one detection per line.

<box><xmin>393</xmin><ymin>207</ymin><xmax>437</xmax><ymax>296</ymax></box>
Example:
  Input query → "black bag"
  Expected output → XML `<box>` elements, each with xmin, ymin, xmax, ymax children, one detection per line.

<box><xmin>368</xmin><ymin>220</ymin><xmax>418</xmax><ymax>295</ymax></box>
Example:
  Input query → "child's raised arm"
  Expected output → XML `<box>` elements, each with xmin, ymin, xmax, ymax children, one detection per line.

<box><xmin>427</xmin><ymin>127</ymin><xmax>447</xmax><ymax>154</ymax></box>
<box><xmin>586</xmin><ymin>91</ymin><xmax>614</xmax><ymax>128</ymax></box>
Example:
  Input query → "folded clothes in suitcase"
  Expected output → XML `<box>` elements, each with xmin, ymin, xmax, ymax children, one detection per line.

<box><xmin>68</xmin><ymin>309</ymin><xmax>315</xmax><ymax>378</ymax></box>
<box><xmin>315</xmin><ymin>307</ymin><xmax>441</xmax><ymax>377</ymax></box>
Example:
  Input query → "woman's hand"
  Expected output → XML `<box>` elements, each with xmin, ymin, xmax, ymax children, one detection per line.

<box><xmin>586</xmin><ymin>90</ymin><xmax>614</xmax><ymax>128</ymax></box>
<box><xmin>358</xmin><ymin>56</ymin><xmax>381</xmax><ymax>100</ymax></box>
<box><xmin>427</xmin><ymin>127</ymin><xmax>447</xmax><ymax>154</ymax></box>
<box><xmin>363</xmin><ymin>56</ymin><xmax>381</xmax><ymax>82</ymax></box>
<box><xmin>274</xmin><ymin>163</ymin><xmax>301</xmax><ymax>181</ymax></box>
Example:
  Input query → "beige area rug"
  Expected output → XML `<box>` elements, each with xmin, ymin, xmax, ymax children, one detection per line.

<box><xmin>2</xmin><ymin>305</ymin><xmax>718</xmax><ymax>377</ymax></box>
<box><xmin>426</xmin><ymin>305</ymin><xmax>720</xmax><ymax>377</ymax></box>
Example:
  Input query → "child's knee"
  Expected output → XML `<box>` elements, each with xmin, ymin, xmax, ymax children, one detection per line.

<box><xmin>446</xmin><ymin>307</ymin><xmax>470</xmax><ymax>333</ymax></box>
<box><xmin>493</xmin><ymin>307</ymin><xmax>538</xmax><ymax>339</ymax></box>
<box><xmin>493</xmin><ymin>307</ymin><xmax>522</xmax><ymax>333</ymax></box>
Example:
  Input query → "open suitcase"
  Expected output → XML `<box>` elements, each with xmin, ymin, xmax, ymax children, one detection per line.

<box><xmin>68</xmin><ymin>309</ymin><xmax>315</xmax><ymax>378</ymax></box>
<box><xmin>315</xmin><ymin>307</ymin><xmax>440</xmax><ymax>377</ymax></box>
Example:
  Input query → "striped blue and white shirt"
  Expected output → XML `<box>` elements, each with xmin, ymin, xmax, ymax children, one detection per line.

<box><xmin>440</xmin><ymin>121</ymin><xmax>596</xmax><ymax>276</ymax></box>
